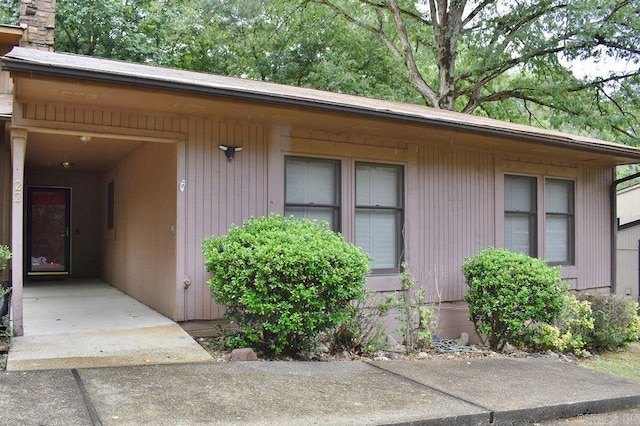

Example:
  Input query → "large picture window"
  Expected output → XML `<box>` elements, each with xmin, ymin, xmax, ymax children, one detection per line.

<box><xmin>504</xmin><ymin>174</ymin><xmax>575</xmax><ymax>265</ymax></box>
<box><xmin>355</xmin><ymin>163</ymin><xmax>404</xmax><ymax>273</ymax></box>
<box><xmin>284</xmin><ymin>157</ymin><xmax>340</xmax><ymax>231</ymax></box>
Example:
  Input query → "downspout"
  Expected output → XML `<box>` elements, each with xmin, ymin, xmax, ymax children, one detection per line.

<box><xmin>611</xmin><ymin>177</ymin><xmax>617</xmax><ymax>294</ymax></box>
<box><xmin>612</xmin><ymin>170</ymin><xmax>640</xmax><ymax>295</ymax></box>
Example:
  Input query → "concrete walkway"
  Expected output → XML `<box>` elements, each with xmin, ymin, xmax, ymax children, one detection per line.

<box><xmin>6</xmin><ymin>279</ymin><xmax>212</xmax><ymax>371</ymax></box>
<box><xmin>1</xmin><ymin>357</ymin><xmax>640</xmax><ymax>425</ymax></box>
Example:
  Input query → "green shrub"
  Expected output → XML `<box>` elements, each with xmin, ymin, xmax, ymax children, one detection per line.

<box><xmin>0</xmin><ymin>246</ymin><xmax>11</xmax><ymax>334</ymax></box>
<box><xmin>520</xmin><ymin>294</ymin><xmax>594</xmax><ymax>356</ymax></box>
<box><xmin>462</xmin><ymin>248</ymin><xmax>568</xmax><ymax>351</ymax></box>
<box><xmin>328</xmin><ymin>293</ymin><xmax>391</xmax><ymax>355</ymax></box>
<box><xmin>202</xmin><ymin>214</ymin><xmax>370</xmax><ymax>356</ymax></box>
<box><xmin>0</xmin><ymin>245</ymin><xmax>11</xmax><ymax>271</ymax></box>
<box><xmin>391</xmin><ymin>263</ymin><xmax>439</xmax><ymax>353</ymax></box>
<box><xmin>576</xmin><ymin>292</ymin><xmax>640</xmax><ymax>352</ymax></box>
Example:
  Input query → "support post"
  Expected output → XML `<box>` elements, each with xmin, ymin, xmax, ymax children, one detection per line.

<box><xmin>10</xmin><ymin>129</ymin><xmax>26</xmax><ymax>336</ymax></box>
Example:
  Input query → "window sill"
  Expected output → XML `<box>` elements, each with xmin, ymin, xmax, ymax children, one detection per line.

<box><xmin>366</xmin><ymin>274</ymin><xmax>401</xmax><ymax>292</ymax></box>
<box><xmin>558</xmin><ymin>265</ymin><xmax>577</xmax><ymax>280</ymax></box>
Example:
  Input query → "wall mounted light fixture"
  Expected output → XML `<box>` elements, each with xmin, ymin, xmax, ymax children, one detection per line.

<box><xmin>80</xmin><ymin>135</ymin><xmax>91</xmax><ymax>144</ymax></box>
<box><xmin>218</xmin><ymin>144</ymin><xmax>243</xmax><ymax>160</ymax></box>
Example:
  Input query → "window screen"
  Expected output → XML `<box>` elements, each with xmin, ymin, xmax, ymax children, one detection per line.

<box><xmin>355</xmin><ymin>163</ymin><xmax>403</xmax><ymax>272</ymax></box>
<box><xmin>544</xmin><ymin>179</ymin><xmax>575</xmax><ymax>264</ymax></box>
<box><xmin>284</xmin><ymin>157</ymin><xmax>340</xmax><ymax>231</ymax></box>
<box><xmin>504</xmin><ymin>175</ymin><xmax>537</xmax><ymax>257</ymax></box>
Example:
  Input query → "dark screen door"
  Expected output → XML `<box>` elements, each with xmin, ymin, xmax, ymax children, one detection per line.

<box><xmin>26</xmin><ymin>187</ymin><xmax>71</xmax><ymax>276</ymax></box>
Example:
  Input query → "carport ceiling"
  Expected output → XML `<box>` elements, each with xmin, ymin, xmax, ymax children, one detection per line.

<box><xmin>25</xmin><ymin>132</ymin><xmax>143</xmax><ymax>172</ymax></box>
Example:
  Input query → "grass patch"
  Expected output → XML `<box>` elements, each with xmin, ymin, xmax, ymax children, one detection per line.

<box><xmin>577</xmin><ymin>342</ymin><xmax>640</xmax><ymax>382</ymax></box>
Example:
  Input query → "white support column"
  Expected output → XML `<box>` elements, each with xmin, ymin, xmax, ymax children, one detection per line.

<box><xmin>10</xmin><ymin>129</ymin><xmax>26</xmax><ymax>336</ymax></box>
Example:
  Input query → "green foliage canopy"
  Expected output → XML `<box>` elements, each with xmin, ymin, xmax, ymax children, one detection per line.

<box><xmin>0</xmin><ymin>0</ymin><xmax>19</xmax><ymax>25</ymax></box>
<box><xmin>312</xmin><ymin>0</ymin><xmax>640</xmax><ymax>145</ymax></box>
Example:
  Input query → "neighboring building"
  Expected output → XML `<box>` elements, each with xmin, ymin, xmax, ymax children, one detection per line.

<box><xmin>617</xmin><ymin>183</ymin><xmax>640</xmax><ymax>301</ymax></box>
<box><xmin>2</xmin><ymin>2</ymin><xmax>640</xmax><ymax>338</ymax></box>
<box><xmin>618</xmin><ymin>182</ymin><xmax>640</xmax><ymax>225</ymax></box>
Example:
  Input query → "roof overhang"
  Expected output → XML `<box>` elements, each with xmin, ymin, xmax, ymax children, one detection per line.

<box><xmin>3</xmin><ymin>46</ymin><xmax>640</xmax><ymax>164</ymax></box>
<box><xmin>619</xmin><ymin>218</ymin><xmax>640</xmax><ymax>231</ymax></box>
<box><xmin>0</xmin><ymin>25</ymin><xmax>22</xmax><ymax>55</ymax></box>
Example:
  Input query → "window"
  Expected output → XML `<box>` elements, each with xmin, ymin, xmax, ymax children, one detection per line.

<box><xmin>355</xmin><ymin>163</ymin><xmax>404</xmax><ymax>273</ymax></box>
<box><xmin>284</xmin><ymin>157</ymin><xmax>340</xmax><ymax>231</ymax></box>
<box><xmin>504</xmin><ymin>174</ymin><xmax>575</xmax><ymax>265</ymax></box>
<box><xmin>544</xmin><ymin>179</ymin><xmax>575</xmax><ymax>265</ymax></box>
<box><xmin>107</xmin><ymin>181</ymin><xmax>115</xmax><ymax>230</ymax></box>
<box><xmin>504</xmin><ymin>175</ymin><xmax>537</xmax><ymax>257</ymax></box>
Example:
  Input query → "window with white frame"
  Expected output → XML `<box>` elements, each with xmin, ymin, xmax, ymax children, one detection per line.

<box><xmin>504</xmin><ymin>174</ymin><xmax>575</xmax><ymax>265</ymax></box>
<box><xmin>355</xmin><ymin>163</ymin><xmax>404</xmax><ymax>273</ymax></box>
<box><xmin>284</xmin><ymin>157</ymin><xmax>340</xmax><ymax>231</ymax></box>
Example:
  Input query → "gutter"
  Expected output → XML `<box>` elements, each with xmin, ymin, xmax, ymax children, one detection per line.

<box><xmin>3</xmin><ymin>54</ymin><xmax>640</xmax><ymax>161</ymax></box>
<box><xmin>619</xmin><ymin>219</ymin><xmax>640</xmax><ymax>231</ymax></box>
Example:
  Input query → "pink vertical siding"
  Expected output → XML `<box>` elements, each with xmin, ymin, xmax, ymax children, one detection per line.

<box><xmin>101</xmin><ymin>142</ymin><xmax>177</xmax><ymax>317</ymax></box>
<box><xmin>14</xmin><ymin>101</ymin><xmax>619</xmax><ymax>323</ymax></box>
<box><xmin>415</xmin><ymin>146</ymin><xmax>495</xmax><ymax>301</ymax></box>
<box><xmin>617</xmin><ymin>225</ymin><xmax>640</xmax><ymax>300</ymax></box>
<box><xmin>576</xmin><ymin>165</ymin><xmax>613</xmax><ymax>290</ymax></box>
<box><xmin>262</xmin><ymin>129</ymin><xmax>494</xmax><ymax>301</ymax></box>
<box><xmin>182</xmin><ymin>119</ymin><xmax>268</xmax><ymax>321</ymax></box>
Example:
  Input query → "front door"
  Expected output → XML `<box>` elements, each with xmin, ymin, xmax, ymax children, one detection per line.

<box><xmin>26</xmin><ymin>187</ymin><xmax>71</xmax><ymax>276</ymax></box>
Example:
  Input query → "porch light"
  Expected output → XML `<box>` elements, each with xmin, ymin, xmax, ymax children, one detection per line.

<box><xmin>218</xmin><ymin>144</ymin><xmax>243</xmax><ymax>160</ymax></box>
<box><xmin>80</xmin><ymin>135</ymin><xmax>91</xmax><ymax>144</ymax></box>
<box><xmin>60</xmin><ymin>161</ymin><xmax>73</xmax><ymax>168</ymax></box>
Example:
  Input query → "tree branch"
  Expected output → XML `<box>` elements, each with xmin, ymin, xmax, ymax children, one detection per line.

<box><xmin>567</xmin><ymin>70</ymin><xmax>640</xmax><ymax>93</ymax></box>
<box><xmin>462</xmin><ymin>0</ymin><xmax>492</xmax><ymax>27</ymax></box>
<box><xmin>389</xmin><ymin>0</ymin><xmax>439</xmax><ymax>106</ymax></box>
<box><xmin>594</xmin><ymin>35</ymin><xmax>640</xmax><ymax>56</ymax></box>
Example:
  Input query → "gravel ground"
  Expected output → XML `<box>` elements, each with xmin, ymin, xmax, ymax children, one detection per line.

<box><xmin>194</xmin><ymin>336</ymin><xmax>581</xmax><ymax>363</ymax></box>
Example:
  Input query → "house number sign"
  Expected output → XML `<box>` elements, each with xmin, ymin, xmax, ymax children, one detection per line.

<box><xmin>14</xmin><ymin>180</ymin><xmax>22</xmax><ymax>203</ymax></box>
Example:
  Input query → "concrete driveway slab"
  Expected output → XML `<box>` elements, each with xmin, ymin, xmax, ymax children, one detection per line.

<box><xmin>77</xmin><ymin>361</ymin><xmax>490</xmax><ymax>425</ymax></box>
<box><xmin>0</xmin><ymin>370</ymin><xmax>92</xmax><ymax>426</ymax></box>
<box><xmin>372</xmin><ymin>357</ymin><xmax>640</xmax><ymax>424</ymax></box>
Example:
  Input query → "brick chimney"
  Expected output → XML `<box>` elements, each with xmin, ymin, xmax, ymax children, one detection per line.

<box><xmin>19</xmin><ymin>0</ymin><xmax>56</xmax><ymax>51</ymax></box>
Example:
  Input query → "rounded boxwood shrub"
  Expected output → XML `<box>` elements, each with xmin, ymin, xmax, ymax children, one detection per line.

<box><xmin>202</xmin><ymin>214</ymin><xmax>370</xmax><ymax>356</ymax></box>
<box><xmin>462</xmin><ymin>247</ymin><xmax>568</xmax><ymax>351</ymax></box>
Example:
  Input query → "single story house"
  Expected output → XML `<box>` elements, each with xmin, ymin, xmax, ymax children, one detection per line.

<box><xmin>617</xmin><ymin>183</ymin><xmax>640</xmax><ymax>300</ymax></box>
<box><xmin>2</xmin><ymin>7</ymin><xmax>640</xmax><ymax>338</ymax></box>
